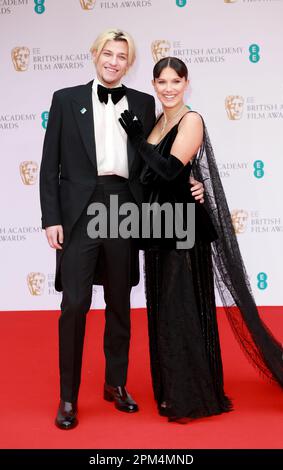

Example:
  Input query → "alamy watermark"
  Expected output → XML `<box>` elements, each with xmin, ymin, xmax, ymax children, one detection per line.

<box><xmin>87</xmin><ymin>195</ymin><xmax>195</xmax><ymax>249</ymax></box>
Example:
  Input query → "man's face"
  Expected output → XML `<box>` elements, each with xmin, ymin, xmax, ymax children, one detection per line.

<box><xmin>93</xmin><ymin>40</ymin><xmax>129</xmax><ymax>87</ymax></box>
<box><xmin>80</xmin><ymin>0</ymin><xmax>96</xmax><ymax>9</ymax></box>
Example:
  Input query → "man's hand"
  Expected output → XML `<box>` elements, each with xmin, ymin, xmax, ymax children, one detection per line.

<box><xmin>190</xmin><ymin>176</ymin><xmax>204</xmax><ymax>204</ymax></box>
<box><xmin>45</xmin><ymin>225</ymin><xmax>64</xmax><ymax>249</ymax></box>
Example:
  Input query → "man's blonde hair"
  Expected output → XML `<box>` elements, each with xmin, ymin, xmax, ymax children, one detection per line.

<box><xmin>90</xmin><ymin>28</ymin><xmax>136</xmax><ymax>66</ymax></box>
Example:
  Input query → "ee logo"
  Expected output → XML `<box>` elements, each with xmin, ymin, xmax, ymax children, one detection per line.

<box><xmin>41</xmin><ymin>111</ymin><xmax>49</xmax><ymax>130</ymax></box>
<box><xmin>253</xmin><ymin>160</ymin><xmax>264</xmax><ymax>179</ymax></box>
<box><xmin>176</xmin><ymin>0</ymin><xmax>187</xmax><ymax>7</ymax></box>
<box><xmin>249</xmin><ymin>44</ymin><xmax>260</xmax><ymax>63</ymax></box>
<box><xmin>257</xmin><ymin>272</ymin><xmax>268</xmax><ymax>290</ymax></box>
<box><xmin>34</xmin><ymin>0</ymin><xmax>46</xmax><ymax>14</ymax></box>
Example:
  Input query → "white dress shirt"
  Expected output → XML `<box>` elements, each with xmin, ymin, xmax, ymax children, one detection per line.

<box><xmin>92</xmin><ymin>78</ymin><xmax>129</xmax><ymax>178</ymax></box>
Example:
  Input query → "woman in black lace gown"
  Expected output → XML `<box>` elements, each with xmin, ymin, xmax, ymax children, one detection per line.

<box><xmin>119</xmin><ymin>57</ymin><xmax>283</xmax><ymax>422</ymax></box>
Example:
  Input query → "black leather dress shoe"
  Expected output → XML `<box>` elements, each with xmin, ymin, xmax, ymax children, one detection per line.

<box><xmin>55</xmin><ymin>400</ymin><xmax>78</xmax><ymax>430</ymax></box>
<box><xmin>104</xmin><ymin>383</ymin><xmax>139</xmax><ymax>413</ymax></box>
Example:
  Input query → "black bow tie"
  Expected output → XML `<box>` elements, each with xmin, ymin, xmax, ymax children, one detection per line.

<box><xmin>97</xmin><ymin>84</ymin><xmax>126</xmax><ymax>105</ymax></box>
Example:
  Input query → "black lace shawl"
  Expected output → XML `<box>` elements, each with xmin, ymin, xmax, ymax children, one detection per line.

<box><xmin>191</xmin><ymin>120</ymin><xmax>283</xmax><ymax>387</ymax></box>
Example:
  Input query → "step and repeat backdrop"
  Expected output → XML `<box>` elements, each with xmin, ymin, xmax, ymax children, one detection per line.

<box><xmin>1</xmin><ymin>0</ymin><xmax>283</xmax><ymax>310</ymax></box>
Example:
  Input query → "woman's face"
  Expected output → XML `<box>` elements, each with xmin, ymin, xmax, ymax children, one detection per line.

<box><xmin>153</xmin><ymin>66</ymin><xmax>188</xmax><ymax>108</ymax></box>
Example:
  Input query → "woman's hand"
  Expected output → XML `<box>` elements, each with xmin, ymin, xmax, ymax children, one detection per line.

<box><xmin>119</xmin><ymin>110</ymin><xmax>144</xmax><ymax>141</ymax></box>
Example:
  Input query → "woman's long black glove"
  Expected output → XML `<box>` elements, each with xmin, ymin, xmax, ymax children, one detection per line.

<box><xmin>119</xmin><ymin>110</ymin><xmax>184</xmax><ymax>181</ymax></box>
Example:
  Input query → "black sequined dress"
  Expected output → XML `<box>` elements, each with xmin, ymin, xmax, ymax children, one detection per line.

<box><xmin>141</xmin><ymin>113</ymin><xmax>283</xmax><ymax>421</ymax></box>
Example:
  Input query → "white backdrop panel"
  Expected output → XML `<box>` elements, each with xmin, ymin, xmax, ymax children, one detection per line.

<box><xmin>0</xmin><ymin>0</ymin><xmax>282</xmax><ymax>310</ymax></box>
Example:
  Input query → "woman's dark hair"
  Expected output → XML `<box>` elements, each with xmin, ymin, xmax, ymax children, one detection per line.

<box><xmin>153</xmin><ymin>57</ymin><xmax>188</xmax><ymax>80</ymax></box>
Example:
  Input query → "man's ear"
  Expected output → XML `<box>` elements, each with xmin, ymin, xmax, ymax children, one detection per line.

<box><xmin>124</xmin><ymin>61</ymin><xmax>131</xmax><ymax>76</ymax></box>
<box><xmin>92</xmin><ymin>50</ymin><xmax>97</xmax><ymax>64</ymax></box>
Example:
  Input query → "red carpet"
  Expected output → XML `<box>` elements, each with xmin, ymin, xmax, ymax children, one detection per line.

<box><xmin>0</xmin><ymin>308</ymin><xmax>282</xmax><ymax>449</ymax></box>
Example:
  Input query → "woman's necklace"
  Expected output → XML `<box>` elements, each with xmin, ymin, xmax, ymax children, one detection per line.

<box><xmin>160</xmin><ymin>104</ymin><xmax>187</xmax><ymax>135</ymax></box>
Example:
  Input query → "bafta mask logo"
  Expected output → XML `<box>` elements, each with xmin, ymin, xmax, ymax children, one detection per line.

<box><xmin>20</xmin><ymin>161</ymin><xmax>38</xmax><ymax>185</ymax></box>
<box><xmin>80</xmin><ymin>0</ymin><xmax>96</xmax><ymax>9</ymax></box>
<box><xmin>225</xmin><ymin>95</ymin><xmax>244</xmax><ymax>120</ymax></box>
<box><xmin>11</xmin><ymin>47</ymin><xmax>30</xmax><ymax>72</ymax></box>
<box><xmin>151</xmin><ymin>40</ymin><xmax>171</xmax><ymax>63</ymax></box>
<box><xmin>27</xmin><ymin>272</ymin><xmax>45</xmax><ymax>296</ymax></box>
<box><xmin>224</xmin><ymin>0</ymin><xmax>237</xmax><ymax>3</ymax></box>
<box><xmin>231</xmin><ymin>209</ymin><xmax>248</xmax><ymax>234</ymax></box>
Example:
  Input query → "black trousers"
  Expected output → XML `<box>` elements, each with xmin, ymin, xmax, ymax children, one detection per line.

<box><xmin>59</xmin><ymin>176</ymin><xmax>135</xmax><ymax>402</ymax></box>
